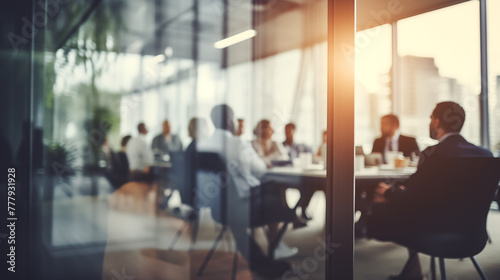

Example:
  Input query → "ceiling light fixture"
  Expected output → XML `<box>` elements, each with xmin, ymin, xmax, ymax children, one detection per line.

<box><xmin>214</xmin><ymin>29</ymin><xmax>257</xmax><ymax>49</ymax></box>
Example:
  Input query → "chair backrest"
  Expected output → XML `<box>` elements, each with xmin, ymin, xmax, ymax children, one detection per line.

<box><xmin>195</xmin><ymin>152</ymin><xmax>230</xmax><ymax>224</ymax></box>
<box><xmin>397</xmin><ymin>157</ymin><xmax>500</xmax><ymax>240</ymax></box>
<box><xmin>169</xmin><ymin>151</ymin><xmax>195</xmax><ymax>208</ymax></box>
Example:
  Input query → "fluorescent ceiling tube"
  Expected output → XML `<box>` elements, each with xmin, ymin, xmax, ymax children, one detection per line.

<box><xmin>214</xmin><ymin>29</ymin><xmax>257</xmax><ymax>49</ymax></box>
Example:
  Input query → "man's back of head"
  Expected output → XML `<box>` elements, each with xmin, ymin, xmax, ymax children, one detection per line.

<box><xmin>211</xmin><ymin>104</ymin><xmax>236</xmax><ymax>134</ymax></box>
<box><xmin>137</xmin><ymin>122</ymin><xmax>147</xmax><ymax>135</ymax></box>
<box><xmin>432</xmin><ymin>101</ymin><xmax>466</xmax><ymax>133</ymax></box>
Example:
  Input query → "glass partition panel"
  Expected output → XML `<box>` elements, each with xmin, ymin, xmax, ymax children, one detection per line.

<box><xmin>11</xmin><ymin>0</ymin><xmax>330</xmax><ymax>279</ymax></box>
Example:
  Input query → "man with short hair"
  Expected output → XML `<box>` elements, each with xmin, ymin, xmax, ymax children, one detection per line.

<box><xmin>283</xmin><ymin>122</ymin><xmax>313</xmax><ymax>159</ymax></box>
<box><xmin>369</xmin><ymin>102</ymin><xmax>493</xmax><ymax>280</ymax></box>
<box><xmin>152</xmin><ymin>120</ymin><xmax>183</xmax><ymax>161</ymax></box>
<box><xmin>372</xmin><ymin>114</ymin><xmax>420</xmax><ymax>164</ymax></box>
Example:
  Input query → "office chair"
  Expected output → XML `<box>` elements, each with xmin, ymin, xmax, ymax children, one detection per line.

<box><xmin>167</xmin><ymin>150</ymin><xmax>201</xmax><ymax>251</ymax></box>
<box><xmin>195</xmin><ymin>152</ymin><xmax>293</xmax><ymax>279</ymax></box>
<box><xmin>390</xmin><ymin>158</ymin><xmax>500</xmax><ymax>280</ymax></box>
<box><xmin>194</xmin><ymin>152</ymin><xmax>239</xmax><ymax>280</ymax></box>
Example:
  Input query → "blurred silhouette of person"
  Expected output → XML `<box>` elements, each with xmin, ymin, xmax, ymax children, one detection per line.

<box><xmin>174</xmin><ymin>117</ymin><xmax>209</xmax><ymax>208</ymax></box>
<box><xmin>235</xmin><ymin>118</ymin><xmax>245</xmax><ymax>137</ymax></box>
<box><xmin>198</xmin><ymin>104</ymin><xmax>298</xmax><ymax>277</ymax></box>
<box><xmin>251</xmin><ymin>119</ymin><xmax>289</xmax><ymax>166</ymax></box>
<box><xmin>106</xmin><ymin>136</ymin><xmax>131</xmax><ymax>190</ymax></box>
<box><xmin>372</xmin><ymin>114</ymin><xmax>420</xmax><ymax>164</ymax></box>
<box><xmin>252</xmin><ymin>120</ymin><xmax>305</xmax><ymax>228</ymax></box>
<box><xmin>283</xmin><ymin>122</ymin><xmax>317</xmax><ymax>221</ymax></box>
<box><xmin>99</xmin><ymin>136</ymin><xmax>112</xmax><ymax>168</ymax></box>
<box><xmin>126</xmin><ymin>123</ymin><xmax>154</xmax><ymax>178</ymax></box>
<box><xmin>186</xmin><ymin>117</ymin><xmax>208</xmax><ymax>153</ymax></box>
<box><xmin>368</xmin><ymin>102</ymin><xmax>493</xmax><ymax>280</ymax></box>
<box><xmin>282</xmin><ymin>123</ymin><xmax>312</xmax><ymax>159</ymax></box>
<box><xmin>316</xmin><ymin>130</ymin><xmax>327</xmax><ymax>157</ymax></box>
<box><xmin>152</xmin><ymin>120</ymin><xmax>182</xmax><ymax>161</ymax></box>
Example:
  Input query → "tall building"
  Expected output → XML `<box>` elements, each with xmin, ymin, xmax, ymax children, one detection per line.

<box><xmin>380</xmin><ymin>55</ymin><xmax>480</xmax><ymax>146</ymax></box>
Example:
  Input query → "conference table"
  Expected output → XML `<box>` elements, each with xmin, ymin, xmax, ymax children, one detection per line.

<box><xmin>263</xmin><ymin>164</ymin><xmax>418</xmax><ymax>213</ymax></box>
<box><xmin>264</xmin><ymin>164</ymin><xmax>417</xmax><ymax>186</ymax></box>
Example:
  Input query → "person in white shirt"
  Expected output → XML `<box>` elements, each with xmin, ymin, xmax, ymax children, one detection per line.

<box><xmin>126</xmin><ymin>123</ymin><xmax>154</xmax><ymax>173</ymax></box>
<box><xmin>197</xmin><ymin>104</ymin><xmax>296</xmax><ymax>278</ymax></box>
<box><xmin>251</xmin><ymin>119</ymin><xmax>289</xmax><ymax>165</ymax></box>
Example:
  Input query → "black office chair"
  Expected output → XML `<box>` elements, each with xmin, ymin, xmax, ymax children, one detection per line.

<box><xmin>389</xmin><ymin>158</ymin><xmax>500</xmax><ymax>280</ymax></box>
<box><xmin>194</xmin><ymin>152</ymin><xmax>239</xmax><ymax>280</ymax></box>
<box><xmin>195</xmin><ymin>152</ymin><xmax>293</xmax><ymax>279</ymax></box>
<box><xmin>167</xmin><ymin>150</ymin><xmax>201</xmax><ymax>251</ymax></box>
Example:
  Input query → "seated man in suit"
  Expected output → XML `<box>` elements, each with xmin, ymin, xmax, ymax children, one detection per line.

<box><xmin>372</xmin><ymin>114</ymin><xmax>420</xmax><ymax>164</ymax></box>
<box><xmin>368</xmin><ymin>102</ymin><xmax>493</xmax><ymax>280</ymax></box>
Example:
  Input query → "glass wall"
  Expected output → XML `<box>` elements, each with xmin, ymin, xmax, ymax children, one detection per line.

<box><xmin>3</xmin><ymin>0</ymin><xmax>329</xmax><ymax>279</ymax></box>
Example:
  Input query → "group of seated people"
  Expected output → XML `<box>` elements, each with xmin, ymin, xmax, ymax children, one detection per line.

<box><xmin>104</xmin><ymin>101</ymin><xmax>496</xmax><ymax>279</ymax></box>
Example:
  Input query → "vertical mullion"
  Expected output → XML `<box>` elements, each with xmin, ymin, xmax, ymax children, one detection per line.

<box><xmin>327</xmin><ymin>0</ymin><xmax>355</xmax><ymax>279</ymax></box>
<box><xmin>479</xmin><ymin>0</ymin><xmax>490</xmax><ymax>149</ymax></box>
<box><xmin>391</xmin><ymin>21</ymin><xmax>399</xmax><ymax>114</ymax></box>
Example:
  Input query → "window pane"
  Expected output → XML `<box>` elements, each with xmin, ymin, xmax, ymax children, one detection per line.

<box><xmin>487</xmin><ymin>0</ymin><xmax>500</xmax><ymax>156</ymax></box>
<box><xmin>355</xmin><ymin>24</ymin><xmax>392</xmax><ymax>152</ymax></box>
<box><xmin>397</xmin><ymin>1</ymin><xmax>481</xmax><ymax>148</ymax></box>
<box><xmin>24</xmin><ymin>1</ymin><xmax>329</xmax><ymax>279</ymax></box>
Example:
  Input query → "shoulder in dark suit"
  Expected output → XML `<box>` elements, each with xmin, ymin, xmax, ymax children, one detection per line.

<box><xmin>418</xmin><ymin>134</ymin><xmax>492</xmax><ymax>167</ymax></box>
<box><xmin>371</xmin><ymin>136</ymin><xmax>494</xmax><ymax>239</ymax></box>
<box><xmin>151</xmin><ymin>134</ymin><xmax>163</xmax><ymax>150</ymax></box>
<box><xmin>387</xmin><ymin>134</ymin><xmax>492</xmax><ymax>200</ymax></box>
<box><xmin>371</xmin><ymin>137</ymin><xmax>385</xmax><ymax>154</ymax></box>
<box><xmin>398</xmin><ymin>135</ymin><xmax>420</xmax><ymax>157</ymax></box>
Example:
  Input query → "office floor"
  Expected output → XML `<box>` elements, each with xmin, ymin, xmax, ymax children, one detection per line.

<box><xmin>46</xmin><ymin>182</ymin><xmax>500</xmax><ymax>280</ymax></box>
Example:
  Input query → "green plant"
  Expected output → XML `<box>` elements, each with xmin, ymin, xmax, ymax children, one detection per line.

<box><xmin>44</xmin><ymin>141</ymin><xmax>77</xmax><ymax>181</ymax></box>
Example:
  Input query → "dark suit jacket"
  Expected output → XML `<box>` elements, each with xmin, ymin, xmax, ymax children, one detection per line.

<box><xmin>417</xmin><ymin>134</ymin><xmax>492</xmax><ymax>167</ymax></box>
<box><xmin>372</xmin><ymin>134</ymin><xmax>420</xmax><ymax>157</ymax></box>
<box><xmin>390</xmin><ymin>134</ymin><xmax>493</xmax><ymax>198</ymax></box>
<box><xmin>369</xmin><ymin>134</ymin><xmax>494</xmax><ymax>240</ymax></box>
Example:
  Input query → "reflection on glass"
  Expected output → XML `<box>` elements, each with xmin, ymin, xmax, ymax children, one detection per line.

<box><xmin>30</xmin><ymin>0</ymin><xmax>328</xmax><ymax>279</ymax></box>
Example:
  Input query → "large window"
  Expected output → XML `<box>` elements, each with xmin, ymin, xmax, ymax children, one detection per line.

<box><xmin>488</xmin><ymin>0</ymin><xmax>500</xmax><ymax>156</ymax></box>
<box><xmin>397</xmin><ymin>1</ymin><xmax>481</xmax><ymax>148</ymax></box>
<box><xmin>355</xmin><ymin>24</ymin><xmax>392</xmax><ymax>151</ymax></box>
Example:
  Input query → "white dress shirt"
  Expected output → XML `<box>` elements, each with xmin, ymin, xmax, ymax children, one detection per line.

<box><xmin>384</xmin><ymin>130</ymin><xmax>400</xmax><ymax>154</ymax></box>
<box><xmin>251</xmin><ymin>140</ymin><xmax>290</xmax><ymax>163</ymax></box>
<box><xmin>438</xmin><ymin>132</ymin><xmax>461</xmax><ymax>143</ymax></box>
<box><xmin>126</xmin><ymin>134</ymin><xmax>154</xmax><ymax>171</ymax></box>
<box><xmin>198</xmin><ymin>129</ymin><xmax>267</xmax><ymax>198</ymax></box>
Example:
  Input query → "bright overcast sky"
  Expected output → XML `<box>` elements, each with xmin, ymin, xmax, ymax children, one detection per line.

<box><xmin>356</xmin><ymin>1</ymin><xmax>500</xmax><ymax>95</ymax></box>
